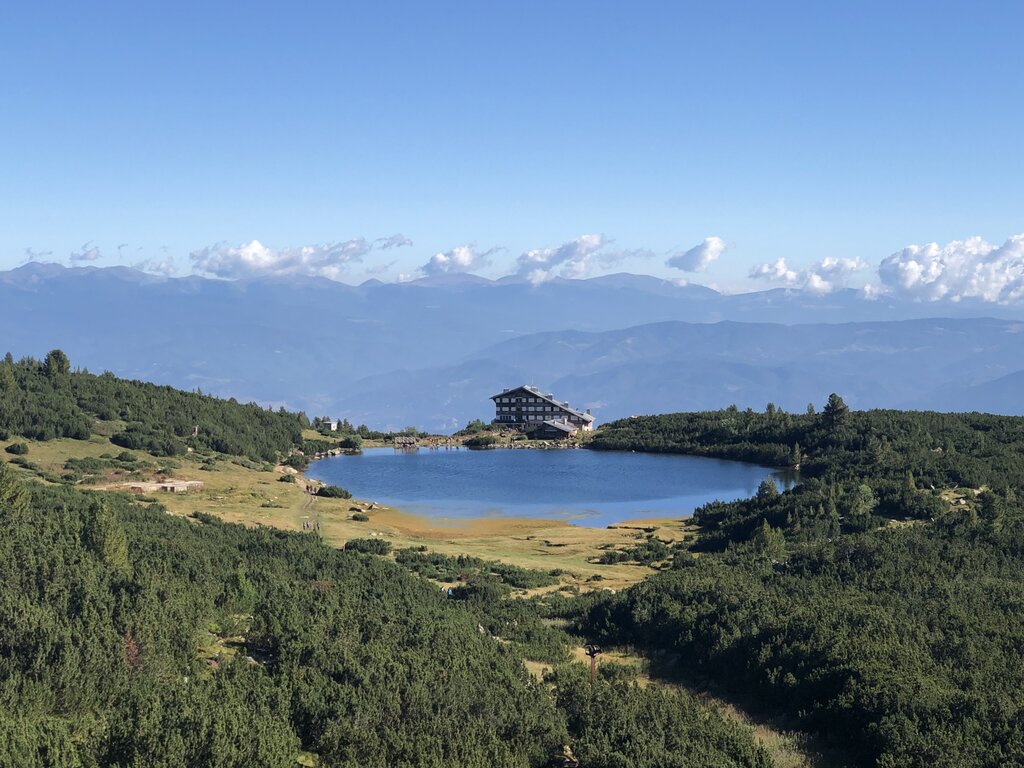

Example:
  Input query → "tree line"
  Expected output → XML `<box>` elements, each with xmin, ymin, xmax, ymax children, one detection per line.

<box><xmin>0</xmin><ymin>350</ymin><xmax>307</xmax><ymax>461</ymax></box>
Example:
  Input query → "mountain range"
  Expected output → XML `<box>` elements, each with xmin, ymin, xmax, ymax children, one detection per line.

<box><xmin>4</xmin><ymin>262</ymin><xmax>1023</xmax><ymax>430</ymax></box>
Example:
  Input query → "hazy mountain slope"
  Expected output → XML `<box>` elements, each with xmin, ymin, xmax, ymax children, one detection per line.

<box><xmin>912</xmin><ymin>369</ymin><xmax>1024</xmax><ymax>414</ymax></box>
<box><xmin>342</xmin><ymin>318</ymin><xmax>1024</xmax><ymax>430</ymax></box>
<box><xmin>4</xmin><ymin>263</ymin><xmax>1024</xmax><ymax>427</ymax></box>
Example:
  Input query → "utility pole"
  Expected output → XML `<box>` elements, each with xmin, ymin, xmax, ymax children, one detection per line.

<box><xmin>584</xmin><ymin>644</ymin><xmax>602</xmax><ymax>685</ymax></box>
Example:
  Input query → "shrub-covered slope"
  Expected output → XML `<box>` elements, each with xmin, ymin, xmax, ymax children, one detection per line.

<box><xmin>0</xmin><ymin>462</ymin><xmax>771</xmax><ymax>768</ymax></box>
<box><xmin>0</xmin><ymin>350</ymin><xmax>305</xmax><ymax>461</ymax></box>
<box><xmin>577</xmin><ymin>398</ymin><xmax>1024</xmax><ymax>767</ymax></box>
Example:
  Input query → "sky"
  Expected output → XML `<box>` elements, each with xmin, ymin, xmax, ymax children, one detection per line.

<box><xmin>1</xmin><ymin>1</ymin><xmax>1023</xmax><ymax>296</ymax></box>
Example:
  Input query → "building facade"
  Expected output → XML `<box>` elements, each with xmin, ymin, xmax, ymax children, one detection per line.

<box><xmin>490</xmin><ymin>385</ymin><xmax>595</xmax><ymax>433</ymax></box>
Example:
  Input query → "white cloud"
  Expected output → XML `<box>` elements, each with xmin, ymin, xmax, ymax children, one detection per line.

<box><xmin>666</xmin><ymin>236</ymin><xmax>727</xmax><ymax>272</ymax></box>
<box><xmin>815</xmin><ymin>256</ymin><xmax>869</xmax><ymax>278</ymax></box>
<box><xmin>876</xmin><ymin>234</ymin><xmax>1024</xmax><ymax>303</ymax></box>
<box><xmin>189</xmin><ymin>237</ymin><xmax>381</xmax><ymax>280</ymax></box>
<box><xmin>749</xmin><ymin>257</ymin><xmax>799</xmax><ymax>284</ymax></box>
<box><xmin>422</xmin><ymin>244</ymin><xmax>498</xmax><ymax>276</ymax></box>
<box><xmin>517</xmin><ymin>234</ymin><xmax>606</xmax><ymax>284</ymax></box>
<box><xmin>513</xmin><ymin>234</ymin><xmax>648</xmax><ymax>284</ymax></box>
<box><xmin>133</xmin><ymin>257</ymin><xmax>177</xmax><ymax>277</ymax></box>
<box><xmin>804</xmin><ymin>272</ymin><xmax>833</xmax><ymax>294</ymax></box>
<box><xmin>69</xmin><ymin>241</ymin><xmax>102</xmax><ymax>262</ymax></box>
<box><xmin>749</xmin><ymin>255</ymin><xmax>868</xmax><ymax>294</ymax></box>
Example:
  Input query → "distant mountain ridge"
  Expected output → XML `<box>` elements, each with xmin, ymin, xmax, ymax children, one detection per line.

<box><xmin>3</xmin><ymin>262</ymin><xmax>1023</xmax><ymax>429</ymax></box>
<box><xmin>341</xmin><ymin>317</ymin><xmax>1024</xmax><ymax>429</ymax></box>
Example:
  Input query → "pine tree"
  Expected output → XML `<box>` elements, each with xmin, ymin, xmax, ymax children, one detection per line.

<box><xmin>752</xmin><ymin>519</ymin><xmax>786</xmax><ymax>559</ymax></box>
<box><xmin>822</xmin><ymin>393</ymin><xmax>849</xmax><ymax>432</ymax></box>
<box><xmin>84</xmin><ymin>499</ymin><xmax>131</xmax><ymax>578</ymax></box>
<box><xmin>0</xmin><ymin>462</ymin><xmax>29</xmax><ymax>523</ymax></box>
<box><xmin>42</xmin><ymin>348</ymin><xmax>71</xmax><ymax>381</ymax></box>
<box><xmin>756</xmin><ymin>478</ymin><xmax>779</xmax><ymax>501</ymax></box>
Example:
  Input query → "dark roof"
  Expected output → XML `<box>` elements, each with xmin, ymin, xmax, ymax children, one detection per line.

<box><xmin>489</xmin><ymin>385</ymin><xmax>594</xmax><ymax>422</ymax></box>
<box><xmin>540</xmin><ymin>419</ymin><xmax>577</xmax><ymax>434</ymax></box>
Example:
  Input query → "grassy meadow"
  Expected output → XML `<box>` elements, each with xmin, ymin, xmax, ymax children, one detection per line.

<box><xmin>2</xmin><ymin>427</ymin><xmax>691</xmax><ymax>593</ymax></box>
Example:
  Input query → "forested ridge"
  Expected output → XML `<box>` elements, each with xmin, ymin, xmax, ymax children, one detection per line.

<box><xmin>576</xmin><ymin>398</ymin><xmax>1024</xmax><ymax>766</ymax></box>
<box><xmin>0</xmin><ymin>350</ymin><xmax>306</xmax><ymax>461</ymax></box>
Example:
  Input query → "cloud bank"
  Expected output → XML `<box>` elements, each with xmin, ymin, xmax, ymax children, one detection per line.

<box><xmin>749</xmin><ymin>255</ymin><xmax>868</xmax><ymax>294</ymax></box>
<box><xmin>189</xmin><ymin>234</ymin><xmax>412</xmax><ymax>280</ymax></box>
<box><xmin>747</xmin><ymin>233</ymin><xmax>1024</xmax><ymax>303</ymax></box>
<box><xmin>875</xmin><ymin>235</ymin><xmax>1024</xmax><ymax>303</ymax></box>
<box><xmin>421</xmin><ymin>244</ymin><xmax>499</xmax><ymax>276</ymax></box>
<box><xmin>133</xmin><ymin>257</ymin><xmax>177</xmax><ymax>277</ymax></box>
<box><xmin>515</xmin><ymin>234</ymin><xmax>651</xmax><ymax>284</ymax></box>
<box><xmin>666</xmin><ymin>236</ymin><xmax>727</xmax><ymax>272</ymax></box>
<box><xmin>49</xmin><ymin>229</ymin><xmax>1024</xmax><ymax>304</ymax></box>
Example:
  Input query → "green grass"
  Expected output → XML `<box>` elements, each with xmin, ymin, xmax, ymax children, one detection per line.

<box><xmin>3</xmin><ymin>431</ymin><xmax>691</xmax><ymax>593</ymax></box>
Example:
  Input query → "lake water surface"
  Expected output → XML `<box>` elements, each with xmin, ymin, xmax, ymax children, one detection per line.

<box><xmin>307</xmin><ymin>447</ymin><xmax>792</xmax><ymax>528</ymax></box>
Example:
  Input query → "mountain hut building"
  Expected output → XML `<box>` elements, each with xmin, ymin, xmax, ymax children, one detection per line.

<box><xmin>490</xmin><ymin>386</ymin><xmax>595</xmax><ymax>436</ymax></box>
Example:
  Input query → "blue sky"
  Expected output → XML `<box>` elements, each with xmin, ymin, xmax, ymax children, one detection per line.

<box><xmin>1</xmin><ymin>1</ymin><xmax>1022</xmax><ymax>293</ymax></box>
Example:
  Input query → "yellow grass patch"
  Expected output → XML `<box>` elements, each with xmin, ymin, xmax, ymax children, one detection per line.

<box><xmin>3</xmin><ymin>434</ymin><xmax>692</xmax><ymax>593</ymax></box>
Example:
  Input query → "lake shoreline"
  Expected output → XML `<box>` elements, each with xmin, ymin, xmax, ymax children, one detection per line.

<box><xmin>305</xmin><ymin>446</ymin><xmax>790</xmax><ymax>529</ymax></box>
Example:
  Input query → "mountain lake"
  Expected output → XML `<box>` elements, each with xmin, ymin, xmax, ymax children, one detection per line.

<box><xmin>306</xmin><ymin>447</ymin><xmax>796</xmax><ymax>528</ymax></box>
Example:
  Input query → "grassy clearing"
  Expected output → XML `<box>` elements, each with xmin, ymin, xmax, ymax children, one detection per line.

<box><xmin>3</xmin><ymin>434</ymin><xmax>688</xmax><ymax>592</ymax></box>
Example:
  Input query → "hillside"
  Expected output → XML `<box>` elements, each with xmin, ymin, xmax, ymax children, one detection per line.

<box><xmin>341</xmin><ymin>317</ymin><xmax>1024</xmax><ymax>429</ymax></box>
<box><xmin>0</xmin><ymin>351</ymin><xmax>689</xmax><ymax>592</ymax></box>
<box><xmin>574</xmin><ymin>400</ymin><xmax>1024</xmax><ymax>766</ymax></box>
<box><xmin>0</xmin><ymin>349</ymin><xmax>307</xmax><ymax>461</ymax></box>
<box><xmin>9</xmin><ymin>354</ymin><xmax>1024</xmax><ymax>765</ymax></box>
<box><xmin>0</xmin><ymin>357</ymin><xmax>775</xmax><ymax>767</ymax></box>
